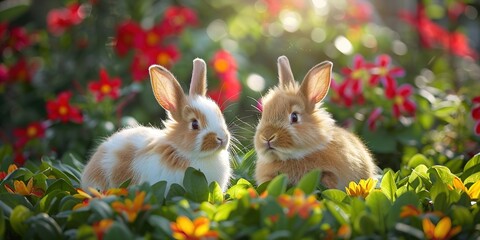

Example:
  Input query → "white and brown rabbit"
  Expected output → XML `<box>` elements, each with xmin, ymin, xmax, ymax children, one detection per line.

<box><xmin>254</xmin><ymin>56</ymin><xmax>377</xmax><ymax>189</ymax></box>
<box><xmin>81</xmin><ymin>58</ymin><xmax>231</xmax><ymax>192</ymax></box>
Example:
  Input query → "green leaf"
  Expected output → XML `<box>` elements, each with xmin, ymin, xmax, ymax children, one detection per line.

<box><xmin>9</xmin><ymin>205</ymin><xmax>33</xmax><ymax>236</ymax></box>
<box><xmin>324</xmin><ymin>201</ymin><xmax>348</xmax><ymax>225</ymax></box>
<box><xmin>386</xmin><ymin>191</ymin><xmax>419</xmax><ymax>229</ymax></box>
<box><xmin>104</xmin><ymin>222</ymin><xmax>134</xmax><ymax>240</ymax></box>
<box><xmin>407</xmin><ymin>154</ymin><xmax>432</xmax><ymax>169</ymax></box>
<box><xmin>183</xmin><ymin>167</ymin><xmax>209</xmax><ymax>202</ymax></box>
<box><xmin>166</xmin><ymin>184</ymin><xmax>186</xmax><ymax>200</ymax></box>
<box><xmin>464</xmin><ymin>172</ymin><xmax>480</xmax><ymax>185</ymax></box>
<box><xmin>296</xmin><ymin>169</ymin><xmax>321</xmax><ymax>194</ymax></box>
<box><xmin>208</xmin><ymin>181</ymin><xmax>224</xmax><ymax>204</ymax></box>
<box><xmin>362</xmin><ymin>127</ymin><xmax>396</xmax><ymax>153</ymax></box>
<box><xmin>451</xmin><ymin>205</ymin><xmax>473</xmax><ymax>227</ymax></box>
<box><xmin>266</xmin><ymin>174</ymin><xmax>287</xmax><ymax>197</ymax></box>
<box><xmin>214</xmin><ymin>201</ymin><xmax>237</xmax><ymax>221</ymax></box>
<box><xmin>428</xmin><ymin>166</ymin><xmax>454</xmax><ymax>184</ymax></box>
<box><xmin>119</xmin><ymin>178</ymin><xmax>132</xmax><ymax>188</ymax></box>
<box><xmin>25</xmin><ymin>213</ymin><xmax>62</xmax><ymax>240</ymax></box>
<box><xmin>433</xmin><ymin>192</ymin><xmax>448</xmax><ymax>212</ymax></box>
<box><xmin>354</xmin><ymin>212</ymin><xmax>376</xmax><ymax>235</ymax></box>
<box><xmin>0</xmin><ymin>207</ymin><xmax>4</xmax><ymax>240</ymax></box>
<box><xmin>321</xmin><ymin>189</ymin><xmax>347</xmax><ymax>203</ymax></box>
<box><xmin>45</xmin><ymin>178</ymin><xmax>76</xmax><ymax>195</ymax></box>
<box><xmin>0</xmin><ymin>1</ymin><xmax>30</xmax><ymax>22</ymax></box>
<box><xmin>89</xmin><ymin>199</ymin><xmax>114</xmax><ymax>219</ymax></box>
<box><xmin>148</xmin><ymin>215</ymin><xmax>172</xmax><ymax>236</ymax></box>
<box><xmin>150</xmin><ymin>181</ymin><xmax>167</xmax><ymax>205</ymax></box>
<box><xmin>0</xmin><ymin>193</ymin><xmax>33</xmax><ymax>210</ymax></box>
<box><xmin>462</xmin><ymin>154</ymin><xmax>480</xmax><ymax>181</ymax></box>
<box><xmin>381</xmin><ymin>170</ymin><xmax>397</xmax><ymax>201</ymax></box>
<box><xmin>365</xmin><ymin>191</ymin><xmax>391</xmax><ymax>234</ymax></box>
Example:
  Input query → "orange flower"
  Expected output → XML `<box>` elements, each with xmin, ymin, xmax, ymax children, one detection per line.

<box><xmin>400</xmin><ymin>205</ymin><xmax>422</xmax><ymax>218</ymax></box>
<box><xmin>422</xmin><ymin>217</ymin><xmax>461</xmax><ymax>240</ymax></box>
<box><xmin>278</xmin><ymin>189</ymin><xmax>320</xmax><ymax>219</ymax></box>
<box><xmin>93</xmin><ymin>219</ymin><xmax>114</xmax><ymax>240</ymax></box>
<box><xmin>4</xmin><ymin>178</ymin><xmax>43</xmax><ymax>197</ymax></box>
<box><xmin>345</xmin><ymin>178</ymin><xmax>377</xmax><ymax>198</ymax></box>
<box><xmin>73</xmin><ymin>187</ymin><xmax>128</xmax><ymax>210</ymax></box>
<box><xmin>170</xmin><ymin>216</ymin><xmax>218</xmax><ymax>240</ymax></box>
<box><xmin>0</xmin><ymin>164</ymin><xmax>18</xmax><ymax>180</ymax></box>
<box><xmin>449</xmin><ymin>177</ymin><xmax>480</xmax><ymax>200</ymax></box>
<box><xmin>337</xmin><ymin>224</ymin><xmax>352</xmax><ymax>239</ymax></box>
<box><xmin>111</xmin><ymin>191</ymin><xmax>150</xmax><ymax>222</ymax></box>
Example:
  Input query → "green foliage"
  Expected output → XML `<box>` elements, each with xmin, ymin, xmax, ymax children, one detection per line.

<box><xmin>0</xmin><ymin>155</ymin><xmax>478</xmax><ymax>238</ymax></box>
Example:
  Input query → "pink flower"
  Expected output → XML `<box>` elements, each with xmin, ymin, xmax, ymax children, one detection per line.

<box><xmin>370</xmin><ymin>54</ymin><xmax>405</xmax><ymax>86</ymax></box>
<box><xmin>384</xmin><ymin>80</ymin><xmax>416</xmax><ymax>118</ymax></box>
<box><xmin>88</xmin><ymin>68</ymin><xmax>122</xmax><ymax>102</ymax></box>
<box><xmin>6</xmin><ymin>27</ymin><xmax>31</xmax><ymax>51</ymax></box>
<box><xmin>367</xmin><ymin>108</ymin><xmax>383</xmax><ymax>131</ymax></box>
<box><xmin>46</xmin><ymin>91</ymin><xmax>83</xmax><ymax>123</ymax></box>
<box><xmin>342</xmin><ymin>55</ymin><xmax>375</xmax><ymax>89</ymax></box>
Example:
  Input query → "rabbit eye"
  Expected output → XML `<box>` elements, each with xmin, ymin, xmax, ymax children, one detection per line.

<box><xmin>290</xmin><ymin>112</ymin><xmax>299</xmax><ymax>124</ymax></box>
<box><xmin>191</xmin><ymin>119</ymin><xmax>199</xmax><ymax>130</ymax></box>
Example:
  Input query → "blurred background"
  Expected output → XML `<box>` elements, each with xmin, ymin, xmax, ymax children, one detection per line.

<box><xmin>1</xmin><ymin>0</ymin><xmax>479</xmax><ymax>174</ymax></box>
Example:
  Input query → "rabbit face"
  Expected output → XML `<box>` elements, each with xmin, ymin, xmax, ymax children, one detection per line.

<box><xmin>254</xmin><ymin>85</ymin><xmax>334</xmax><ymax>161</ymax></box>
<box><xmin>163</xmin><ymin>96</ymin><xmax>230</xmax><ymax>157</ymax></box>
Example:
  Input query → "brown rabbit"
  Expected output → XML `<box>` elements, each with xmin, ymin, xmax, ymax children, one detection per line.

<box><xmin>254</xmin><ymin>56</ymin><xmax>377</xmax><ymax>189</ymax></box>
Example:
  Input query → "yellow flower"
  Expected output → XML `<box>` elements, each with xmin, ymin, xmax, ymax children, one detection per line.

<box><xmin>422</xmin><ymin>217</ymin><xmax>461</xmax><ymax>240</ymax></box>
<box><xmin>111</xmin><ymin>191</ymin><xmax>150</xmax><ymax>222</ymax></box>
<box><xmin>7</xmin><ymin>164</ymin><xmax>18</xmax><ymax>174</ymax></box>
<box><xmin>4</xmin><ymin>178</ymin><xmax>43</xmax><ymax>197</ymax></box>
<box><xmin>170</xmin><ymin>216</ymin><xmax>218</xmax><ymax>240</ymax></box>
<box><xmin>0</xmin><ymin>164</ymin><xmax>18</xmax><ymax>180</ymax></box>
<box><xmin>73</xmin><ymin>187</ymin><xmax>128</xmax><ymax>210</ymax></box>
<box><xmin>277</xmin><ymin>189</ymin><xmax>320</xmax><ymax>219</ymax></box>
<box><xmin>400</xmin><ymin>204</ymin><xmax>422</xmax><ymax>218</ymax></box>
<box><xmin>449</xmin><ymin>177</ymin><xmax>480</xmax><ymax>200</ymax></box>
<box><xmin>93</xmin><ymin>219</ymin><xmax>114</xmax><ymax>240</ymax></box>
<box><xmin>345</xmin><ymin>178</ymin><xmax>377</xmax><ymax>198</ymax></box>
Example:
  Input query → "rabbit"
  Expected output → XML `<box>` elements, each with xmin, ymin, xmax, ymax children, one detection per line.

<box><xmin>81</xmin><ymin>58</ymin><xmax>232</xmax><ymax>192</ymax></box>
<box><xmin>254</xmin><ymin>56</ymin><xmax>377</xmax><ymax>189</ymax></box>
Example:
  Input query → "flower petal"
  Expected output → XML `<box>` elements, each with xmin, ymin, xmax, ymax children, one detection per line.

<box><xmin>422</xmin><ymin>218</ymin><xmax>435</xmax><ymax>238</ymax></box>
<box><xmin>176</xmin><ymin>216</ymin><xmax>194</xmax><ymax>236</ymax></box>
<box><xmin>376</xmin><ymin>54</ymin><xmax>390</xmax><ymax>67</ymax></box>
<box><xmin>434</xmin><ymin>217</ymin><xmax>451</xmax><ymax>239</ymax></box>
<box><xmin>475</xmin><ymin>121</ymin><xmax>480</xmax><ymax>136</ymax></box>
<box><xmin>467</xmin><ymin>180</ymin><xmax>480</xmax><ymax>199</ymax></box>
<box><xmin>398</xmin><ymin>84</ymin><xmax>414</xmax><ymax>97</ymax></box>
<box><xmin>471</xmin><ymin>106</ymin><xmax>480</xmax><ymax>120</ymax></box>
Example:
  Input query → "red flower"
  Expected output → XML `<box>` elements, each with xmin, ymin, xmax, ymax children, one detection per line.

<box><xmin>88</xmin><ymin>68</ymin><xmax>122</xmax><ymax>102</ymax></box>
<box><xmin>208</xmin><ymin>72</ymin><xmax>242</xmax><ymax>110</ymax></box>
<box><xmin>400</xmin><ymin>4</ymin><xmax>478</xmax><ymax>59</ymax></box>
<box><xmin>472</xmin><ymin>97</ymin><xmax>480</xmax><ymax>136</ymax></box>
<box><xmin>133</xmin><ymin>25</ymin><xmax>164</xmax><ymax>52</ymax></box>
<box><xmin>447</xmin><ymin>2</ymin><xmax>466</xmax><ymax>21</ymax></box>
<box><xmin>447</xmin><ymin>32</ymin><xmax>478</xmax><ymax>60</ymax></box>
<box><xmin>370</xmin><ymin>54</ymin><xmax>405</xmax><ymax>86</ymax></box>
<box><xmin>384</xmin><ymin>79</ymin><xmax>416</xmax><ymax>118</ymax></box>
<box><xmin>46</xmin><ymin>91</ymin><xmax>83</xmax><ymax>123</ymax></box>
<box><xmin>367</xmin><ymin>107</ymin><xmax>383</xmax><ymax>131</ymax></box>
<box><xmin>5</xmin><ymin>27</ymin><xmax>31</xmax><ymax>51</ymax></box>
<box><xmin>47</xmin><ymin>3</ymin><xmax>86</xmax><ymax>36</ymax></box>
<box><xmin>211</xmin><ymin>50</ymin><xmax>238</xmax><ymax>79</ymax></box>
<box><xmin>130</xmin><ymin>53</ymin><xmax>151</xmax><ymax>82</ymax></box>
<box><xmin>115</xmin><ymin>20</ymin><xmax>143</xmax><ymax>56</ymax></box>
<box><xmin>9</xmin><ymin>58</ymin><xmax>31</xmax><ymax>83</ymax></box>
<box><xmin>160</xmin><ymin>6</ymin><xmax>198</xmax><ymax>35</ymax></box>
<box><xmin>150</xmin><ymin>45</ymin><xmax>180</xmax><ymax>69</ymax></box>
<box><xmin>13</xmin><ymin>122</ymin><xmax>46</xmax><ymax>149</ymax></box>
<box><xmin>14</xmin><ymin>152</ymin><xmax>26</xmax><ymax>166</ymax></box>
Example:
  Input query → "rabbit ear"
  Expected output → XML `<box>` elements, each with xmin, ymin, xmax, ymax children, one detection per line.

<box><xmin>149</xmin><ymin>65</ymin><xmax>186</xmax><ymax>121</ymax></box>
<box><xmin>189</xmin><ymin>58</ymin><xmax>207</xmax><ymax>96</ymax></box>
<box><xmin>278</xmin><ymin>56</ymin><xmax>295</xmax><ymax>87</ymax></box>
<box><xmin>300</xmin><ymin>61</ymin><xmax>333</xmax><ymax>107</ymax></box>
